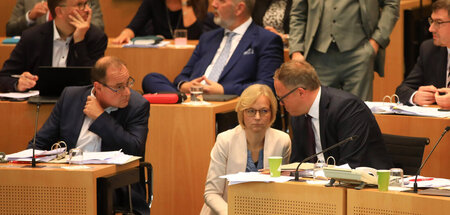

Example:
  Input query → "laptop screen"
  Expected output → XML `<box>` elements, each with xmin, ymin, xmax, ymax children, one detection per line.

<box><xmin>36</xmin><ymin>66</ymin><xmax>92</xmax><ymax>97</ymax></box>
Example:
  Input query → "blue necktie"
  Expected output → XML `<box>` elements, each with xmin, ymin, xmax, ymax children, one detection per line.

<box><xmin>208</xmin><ymin>32</ymin><xmax>236</xmax><ymax>82</ymax></box>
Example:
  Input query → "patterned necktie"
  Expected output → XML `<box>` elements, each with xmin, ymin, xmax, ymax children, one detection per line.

<box><xmin>305</xmin><ymin>114</ymin><xmax>317</xmax><ymax>163</ymax></box>
<box><xmin>208</xmin><ymin>32</ymin><xmax>236</xmax><ymax>82</ymax></box>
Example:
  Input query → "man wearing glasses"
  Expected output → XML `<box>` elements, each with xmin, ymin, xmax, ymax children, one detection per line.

<box><xmin>28</xmin><ymin>56</ymin><xmax>150</xmax><ymax>214</ymax></box>
<box><xmin>274</xmin><ymin>61</ymin><xmax>392</xmax><ymax>169</ymax></box>
<box><xmin>396</xmin><ymin>0</ymin><xmax>450</xmax><ymax>109</ymax></box>
<box><xmin>6</xmin><ymin>0</ymin><xmax>104</xmax><ymax>37</ymax></box>
<box><xmin>0</xmin><ymin>0</ymin><xmax>107</xmax><ymax>93</ymax></box>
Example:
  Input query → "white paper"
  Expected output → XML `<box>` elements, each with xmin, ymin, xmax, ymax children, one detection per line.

<box><xmin>0</xmin><ymin>90</ymin><xmax>39</xmax><ymax>99</ymax></box>
<box><xmin>123</xmin><ymin>41</ymin><xmax>170</xmax><ymax>48</ymax></box>
<box><xmin>220</xmin><ymin>172</ymin><xmax>293</xmax><ymax>185</ymax></box>
<box><xmin>365</xmin><ymin>101</ymin><xmax>450</xmax><ymax>118</ymax></box>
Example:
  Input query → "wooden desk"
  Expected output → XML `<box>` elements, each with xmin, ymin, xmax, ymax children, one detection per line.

<box><xmin>147</xmin><ymin>99</ymin><xmax>238</xmax><ymax>215</ymax></box>
<box><xmin>0</xmin><ymin>102</ymin><xmax>53</xmax><ymax>154</ymax></box>
<box><xmin>228</xmin><ymin>181</ymin><xmax>347</xmax><ymax>215</ymax></box>
<box><xmin>374</xmin><ymin>114</ymin><xmax>450</xmax><ymax>178</ymax></box>
<box><xmin>0</xmin><ymin>160</ymin><xmax>139</xmax><ymax>215</ymax></box>
<box><xmin>347</xmin><ymin>188</ymin><xmax>450</xmax><ymax>215</ymax></box>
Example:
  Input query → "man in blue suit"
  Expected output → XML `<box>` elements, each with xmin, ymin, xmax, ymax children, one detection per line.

<box><xmin>28</xmin><ymin>56</ymin><xmax>150</xmax><ymax>215</ymax></box>
<box><xmin>142</xmin><ymin>0</ymin><xmax>284</xmax><ymax>95</ymax></box>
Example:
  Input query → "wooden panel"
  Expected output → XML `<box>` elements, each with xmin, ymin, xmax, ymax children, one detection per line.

<box><xmin>147</xmin><ymin>99</ymin><xmax>238</xmax><ymax>215</ymax></box>
<box><xmin>228</xmin><ymin>182</ymin><xmax>347</xmax><ymax>215</ymax></box>
<box><xmin>375</xmin><ymin>114</ymin><xmax>450</xmax><ymax>178</ymax></box>
<box><xmin>99</xmin><ymin>0</ymin><xmax>142</xmax><ymax>37</ymax></box>
<box><xmin>347</xmin><ymin>188</ymin><xmax>450</xmax><ymax>215</ymax></box>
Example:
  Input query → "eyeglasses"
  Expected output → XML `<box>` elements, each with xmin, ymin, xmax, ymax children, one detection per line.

<box><xmin>428</xmin><ymin>17</ymin><xmax>450</xmax><ymax>28</ymax></box>
<box><xmin>100</xmin><ymin>77</ymin><xmax>135</xmax><ymax>94</ymax></box>
<box><xmin>244</xmin><ymin>108</ymin><xmax>270</xmax><ymax>117</ymax></box>
<box><xmin>59</xmin><ymin>1</ymin><xmax>91</xmax><ymax>10</ymax></box>
<box><xmin>276</xmin><ymin>86</ymin><xmax>301</xmax><ymax>104</ymax></box>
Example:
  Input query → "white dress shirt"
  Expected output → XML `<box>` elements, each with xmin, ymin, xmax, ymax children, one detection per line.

<box><xmin>52</xmin><ymin>21</ymin><xmax>72</xmax><ymax>67</ymax></box>
<box><xmin>307</xmin><ymin>87</ymin><xmax>324</xmax><ymax>161</ymax></box>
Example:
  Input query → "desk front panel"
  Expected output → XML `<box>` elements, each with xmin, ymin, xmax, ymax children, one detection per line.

<box><xmin>375</xmin><ymin>114</ymin><xmax>450</xmax><ymax>178</ymax></box>
<box><xmin>228</xmin><ymin>182</ymin><xmax>347</xmax><ymax>215</ymax></box>
<box><xmin>347</xmin><ymin>188</ymin><xmax>450</xmax><ymax>215</ymax></box>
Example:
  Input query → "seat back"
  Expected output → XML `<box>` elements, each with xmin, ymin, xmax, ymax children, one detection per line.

<box><xmin>382</xmin><ymin>134</ymin><xmax>429</xmax><ymax>175</ymax></box>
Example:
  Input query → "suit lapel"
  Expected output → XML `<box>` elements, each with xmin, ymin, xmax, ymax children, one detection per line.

<box><xmin>200</xmin><ymin>30</ymin><xmax>225</xmax><ymax>75</ymax></box>
<box><xmin>218</xmin><ymin>22</ymin><xmax>256</xmax><ymax>81</ymax></box>
<box><xmin>318</xmin><ymin>86</ymin><xmax>330</xmax><ymax>154</ymax></box>
<box><xmin>40</xmin><ymin>22</ymin><xmax>54</xmax><ymax>67</ymax></box>
<box><xmin>70</xmin><ymin>87</ymin><xmax>92</xmax><ymax>146</ymax></box>
<box><xmin>437</xmin><ymin>47</ymin><xmax>448</xmax><ymax>87</ymax></box>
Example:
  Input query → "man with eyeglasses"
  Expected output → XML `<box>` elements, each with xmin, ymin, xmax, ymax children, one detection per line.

<box><xmin>28</xmin><ymin>56</ymin><xmax>150</xmax><ymax>214</ymax></box>
<box><xmin>6</xmin><ymin>0</ymin><xmax>104</xmax><ymax>37</ymax></box>
<box><xmin>274</xmin><ymin>61</ymin><xmax>392</xmax><ymax>169</ymax></box>
<box><xmin>0</xmin><ymin>0</ymin><xmax>107</xmax><ymax>93</ymax></box>
<box><xmin>396</xmin><ymin>0</ymin><xmax>450</xmax><ymax>109</ymax></box>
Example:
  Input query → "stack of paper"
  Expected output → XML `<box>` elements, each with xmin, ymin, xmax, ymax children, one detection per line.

<box><xmin>365</xmin><ymin>101</ymin><xmax>450</xmax><ymax>118</ymax></box>
<box><xmin>6</xmin><ymin>148</ymin><xmax>65</xmax><ymax>162</ymax></box>
<box><xmin>220</xmin><ymin>172</ymin><xmax>293</xmax><ymax>185</ymax></box>
<box><xmin>69</xmin><ymin>151</ymin><xmax>133</xmax><ymax>165</ymax></box>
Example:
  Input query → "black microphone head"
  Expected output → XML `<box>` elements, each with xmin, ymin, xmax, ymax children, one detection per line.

<box><xmin>351</xmin><ymin>135</ymin><xmax>358</xmax><ymax>140</ymax></box>
<box><xmin>446</xmin><ymin>126</ymin><xmax>450</xmax><ymax>132</ymax></box>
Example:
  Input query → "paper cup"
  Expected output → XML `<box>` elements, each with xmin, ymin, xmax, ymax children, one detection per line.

<box><xmin>269</xmin><ymin>156</ymin><xmax>282</xmax><ymax>177</ymax></box>
<box><xmin>377</xmin><ymin>170</ymin><xmax>390</xmax><ymax>191</ymax></box>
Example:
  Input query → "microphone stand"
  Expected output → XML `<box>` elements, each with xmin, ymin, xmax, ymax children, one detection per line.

<box><xmin>293</xmin><ymin>135</ymin><xmax>357</xmax><ymax>181</ymax></box>
<box><xmin>24</xmin><ymin>103</ymin><xmax>44</xmax><ymax>168</ymax></box>
<box><xmin>412</xmin><ymin>126</ymin><xmax>450</xmax><ymax>193</ymax></box>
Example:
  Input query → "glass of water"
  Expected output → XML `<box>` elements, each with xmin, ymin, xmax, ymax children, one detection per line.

<box><xmin>68</xmin><ymin>148</ymin><xmax>83</xmax><ymax>165</ymax></box>
<box><xmin>190</xmin><ymin>86</ymin><xmax>203</xmax><ymax>103</ymax></box>
<box><xmin>389</xmin><ymin>168</ymin><xmax>404</xmax><ymax>187</ymax></box>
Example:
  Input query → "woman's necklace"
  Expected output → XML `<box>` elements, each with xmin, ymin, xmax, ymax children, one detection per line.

<box><xmin>165</xmin><ymin>3</ymin><xmax>182</xmax><ymax>39</ymax></box>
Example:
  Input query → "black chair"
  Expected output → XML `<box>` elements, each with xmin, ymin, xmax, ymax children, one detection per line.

<box><xmin>382</xmin><ymin>134</ymin><xmax>429</xmax><ymax>175</ymax></box>
<box><xmin>97</xmin><ymin>162</ymin><xmax>153</xmax><ymax>215</ymax></box>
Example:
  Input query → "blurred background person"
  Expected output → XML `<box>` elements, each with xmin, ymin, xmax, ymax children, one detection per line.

<box><xmin>253</xmin><ymin>0</ymin><xmax>291</xmax><ymax>45</ymax></box>
<box><xmin>112</xmin><ymin>0</ymin><xmax>212</xmax><ymax>44</ymax></box>
<box><xmin>200</xmin><ymin>84</ymin><xmax>291</xmax><ymax>215</ymax></box>
<box><xmin>6</xmin><ymin>0</ymin><xmax>104</xmax><ymax>36</ymax></box>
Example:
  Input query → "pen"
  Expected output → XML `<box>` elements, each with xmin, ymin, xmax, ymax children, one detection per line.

<box><xmin>409</xmin><ymin>178</ymin><xmax>433</xmax><ymax>182</ymax></box>
<box><xmin>11</xmin><ymin>75</ymin><xmax>21</xmax><ymax>78</ymax></box>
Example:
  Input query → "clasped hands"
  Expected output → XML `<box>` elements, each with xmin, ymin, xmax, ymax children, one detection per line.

<box><xmin>179</xmin><ymin>76</ymin><xmax>224</xmax><ymax>94</ymax></box>
<box><xmin>413</xmin><ymin>85</ymin><xmax>450</xmax><ymax>109</ymax></box>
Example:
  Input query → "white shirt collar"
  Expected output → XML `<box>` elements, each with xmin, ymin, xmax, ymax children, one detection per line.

<box><xmin>53</xmin><ymin>21</ymin><xmax>72</xmax><ymax>42</ymax></box>
<box><xmin>224</xmin><ymin>17</ymin><xmax>252</xmax><ymax>36</ymax></box>
<box><xmin>90</xmin><ymin>88</ymin><xmax>118</xmax><ymax>113</ymax></box>
<box><xmin>308</xmin><ymin>87</ymin><xmax>321</xmax><ymax>119</ymax></box>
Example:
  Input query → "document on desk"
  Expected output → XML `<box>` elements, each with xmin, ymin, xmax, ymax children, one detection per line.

<box><xmin>0</xmin><ymin>90</ymin><xmax>39</xmax><ymax>99</ymax></box>
<box><xmin>69</xmin><ymin>151</ymin><xmax>134</xmax><ymax>165</ymax></box>
<box><xmin>6</xmin><ymin>148</ymin><xmax>65</xmax><ymax>160</ymax></box>
<box><xmin>220</xmin><ymin>172</ymin><xmax>293</xmax><ymax>185</ymax></box>
<box><xmin>365</xmin><ymin>102</ymin><xmax>450</xmax><ymax>118</ymax></box>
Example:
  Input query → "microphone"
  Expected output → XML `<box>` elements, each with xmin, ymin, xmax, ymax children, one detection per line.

<box><xmin>293</xmin><ymin>135</ymin><xmax>358</xmax><ymax>181</ymax></box>
<box><xmin>24</xmin><ymin>103</ymin><xmax>43</xmax><ymax>168</ymax></box>
<box><xmin>412</xmin><ymin>126</ymin><xmax>449</xmax><ymax>193</ymax></box>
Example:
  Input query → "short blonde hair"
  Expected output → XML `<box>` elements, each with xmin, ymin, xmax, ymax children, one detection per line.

<box><xmin>235</xmin><ymin>84</ymin><xmax>278</xmax><ymax>128</ymax></box>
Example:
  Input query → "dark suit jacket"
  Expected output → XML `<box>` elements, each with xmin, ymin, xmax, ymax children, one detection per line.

<box><xmin>174</xmin><ymin>21</ymin><xmax>284</xmax><ymax>95</ymax></box>
<box><xmin>290</xmin><ymin>86</ymin><xmax>393</xmax><ymax>169</ymax></box>
<box><xmin>27</xmin><ymin>85</ymin><xmax>150</xmax><ymax>157</ymax></box>
<box><xmin>395</xmin><ymin>39</ymin><xmax>448</xmax><ymax>105</ymax></box>
<box><xmin>0</xmin><ymin>21</ymin><xmax>107</xmax><ymax>92</ymax></box>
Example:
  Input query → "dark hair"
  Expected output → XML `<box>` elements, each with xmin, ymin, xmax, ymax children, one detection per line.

<box><xmin>47</xmin><ymin>0</ymin><xmax>66</xmax><ymax>18</ymax></box>
<box><xmin>188</xmin><ymin>0</ymin><xmax>209</xmax><ymax>20</ymax></box>
<box><xmin>432</xmin><ymin>0</ymin><xmax>450</xmax><ymax>16</ymax></box>
<box><xmin>91</xmin><ymin>56</ymin><xmax>126</xmax><ymax>83</ymax></box>
<box><xmin>274</xmin><ymin>61</ymin><xmax>321</xmax><ymax>90</ymax></box>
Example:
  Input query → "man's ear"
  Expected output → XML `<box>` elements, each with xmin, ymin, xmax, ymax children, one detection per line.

<box><xmin>234</xmin><ymin>2</ymin><xmax>246</xmax><ymax>16</ymax></box>
<box><xmin>55</xmin><ymin>6</ymin><xmax>64</xmax><ymax>18</ymax></box>
<box><xmin>297</xmin><ymin>87</ymin><xmax>306</xmax><ymax>97</ymax></box>
<box><xmin>93</xmin><ymin>81</ymin><xmax>102</xmax><ymax>93</ymax></box>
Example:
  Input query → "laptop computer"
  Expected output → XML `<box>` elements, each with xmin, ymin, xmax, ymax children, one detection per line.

<box><xmin>28</xmin><ymin>66</ymin><xmax>92</xmax><ymax>104</ymax></box>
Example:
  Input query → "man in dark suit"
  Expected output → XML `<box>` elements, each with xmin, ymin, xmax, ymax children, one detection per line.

<box><xmin>141</xmin><ymin>0</ymin><xmax>283</xmax><ymax>95</ymax></box>
<box><xmin>273</xmin><ymin>61</ymin><xmax>392</xmax><ymax>169</ymax></box>
<box><xmin>396</xmin><ymin>0</ymin><xmax>450</xmax><ymax>109</ymax></box>
<box><xmin>0</xmin><ymin>0</ymin><xmax>107</xmax><ymax>93</ymax></box>
<box><xmin>6</xmin><ymin>0</ymin><xmax>104</xmax><ymax>37</ymax></box>
<box><xmin>28</xmin><ymin>56</ymin><xmax>150</xmax><ymax>214</ymax></box>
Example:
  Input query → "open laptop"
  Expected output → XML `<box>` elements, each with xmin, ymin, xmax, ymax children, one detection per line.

<box><xmin>28</xmin><ymin>66</ymin><xmax>92</xmax><ymax>104</ymax></box>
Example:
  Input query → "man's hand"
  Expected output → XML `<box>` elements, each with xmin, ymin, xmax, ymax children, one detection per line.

<box><xmin>291</xmin><ymin>52</ymin><xmax>305</xmax><ymax>62</ymax></box>
<box><xmin>413</xmin><ymin>85</ymin><xmax>437</xmax><ymax>106</ymax></box>
<box><xmin>111</xmin><ymin>28</ymin><xmax>135</xmax><ymax>45</ymax></box>
<box><xmin>369</xmin><ymin>39</ymin><xmax>379</xmax><ymax>55</ymax></box>
<box><xmin>69</xmin><ymin>6</ymin><xmax>92</xmax><ymax>43</ymax></box>
<box><xmin>435</xmin><ymin>88</ymin><xmax>450</xmax><ymax>109</ymax></box>
<box><xmin>203</xmin><ymin>78</ymin><xmax>224</xmax><ymax>94</ymax></box>
<box><xmin>179</xmin><ymin>76</ymin><xmax>205</xmax><ymax>93</ymax></box>
<box><xmin>29</xmin><ymin>1</ymin><xmax>48</xmax><ymax>20</ymax></box>
<box><xmin>83</xmin><ymin>96</ymin><xmax>104</xmax><ymax>119</ymax></box>
<box><xmin>16</xmin><ymin>72</ymin><xmax>38</xmax><ymax>92</ymax></box>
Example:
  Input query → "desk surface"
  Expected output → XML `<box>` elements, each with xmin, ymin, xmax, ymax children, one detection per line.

<box><xmin>0</xmin><ymin>160</ymin><xmax>139</xmax><ymax>215</ymax></box>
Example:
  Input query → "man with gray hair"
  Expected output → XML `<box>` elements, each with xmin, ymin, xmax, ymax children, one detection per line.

<box><xmin>142</xmin><ymin>0</ymin><xmax>284</xmax><ymax>96</ymax></box>
<box><xmin>274</xmin><ymin>61</ymin><xmax>392</xmax><ymax>169</ymax></box>
<box><xmin>396</xmin><ymin>0</ymin><xmax>450</xmax><ymax>109</ymax></box>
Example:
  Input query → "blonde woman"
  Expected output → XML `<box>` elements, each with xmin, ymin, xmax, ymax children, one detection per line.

<box><xmin>200</xmin><ymin>84</ymin><xmax>291</xmax><ymax>215</ymax></box>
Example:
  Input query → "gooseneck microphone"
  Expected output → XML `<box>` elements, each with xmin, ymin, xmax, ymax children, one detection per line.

<box><xmin>293</xmin><ymin>135</ymin><xmax>358</xmax><ymax>181</ymax></box>
<box><xmin>412</xmin><ymin>126</ymin><xmax>450</xmax><ymax>193</ymax></box>
<box><xmin>31</xmin><ymin>103</ymin><xmax>40</xmax><ymax>167</ymax></box>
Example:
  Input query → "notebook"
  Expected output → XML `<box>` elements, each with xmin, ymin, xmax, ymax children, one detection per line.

<box><xmin>28</xmin><ymin>66</ymin><xmax>92</xmax><ymax>104</ymax></box>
